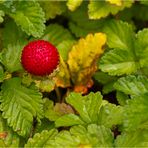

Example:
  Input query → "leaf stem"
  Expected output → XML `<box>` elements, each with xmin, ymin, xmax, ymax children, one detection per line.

<box><xmin>55</xmin><ymin>86</ymin><xmax>61</xmax><ymax>102</ymax></box>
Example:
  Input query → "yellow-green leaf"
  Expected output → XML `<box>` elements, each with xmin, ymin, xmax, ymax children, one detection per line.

<box><xmin>54</xmin><ymin>57</ymin><xmax>71</xmax><ymax>88</ymax></box>
<box><xmin>106</xmin><ymin>0</ymin><xmax>122</xmax><ymax>6</ymax></box>
<box><xmin>67</xmin><ymin>33</ymin><xmax>106</xmax><ymax>93</ymax></box>
<box><xmin>67</xmin><ymin>0</ymin><xmax>83</xmax><ymax>11</ymax></box>
<box><xmin>88</xmin><ymin>0</ymin><xmax>133</xmax><ymax>19</ymax></box>
<box><xmin>39</xmin><ymin>1</ymin><xmax>66</xmax><ymax>20</ymax></box>
<box><xmin>35</xmin><ymin>79</ymin><xmax>55</xmax><ymax>92</ymax></box>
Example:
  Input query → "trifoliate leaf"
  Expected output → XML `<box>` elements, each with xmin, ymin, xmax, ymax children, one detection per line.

<box><xmin>123</xmin><ymin>94</ymin><xmax>148</xmax><ymax>131</ymax></box>
<box><xmin>114</xmin><ymin>75</ymin><xmax>148</xmax><ymax>96</ymax></box>
<box><xmin>98</xmin><ymin>103</ymin><xmax>123</xmax><ymax>128</ymax></box>
<box><xmin>68</xmin><ymin>33</ymin><xmax>106</xmax><ymax>93</ymax></box>
<box><xmin>99</xmin><ymin>48</ymin><xmax>138</xmax><ymax>76</ymax></box>
<box><xmin>7</xmin><ymin>1</ymin><xmax>45</xmax><ymax>37</ymax></box>
<box><xmin>103</xmin><ymin>20</ymin><xmax>135</xmax><ymax>50</ymax></box>
<box><xmin>25</xmin><ymin>129</ymin><xmax>58</xmax><ymax>147</ymax></box>
<box><xmin>55</xmin><ymin>92</ymin><xmax>102</xmax><ymax>127</ymax></box>
<box><xmin>66</xmin><ymin>0</ymin><xmax>83</xmax><ymax>11</ymax></box>
<box><xmin>51</xmin><ymin>124</ymin><xmax>114</xmax><ymax>147</ymax></box>
<box><xmin>54</xmin><ymin>57</ymin><xmax>71</xmax><ymax>88</ymax></box>
<box><xmin>106</xmin><ymin>0</ymin><xmax>122</xmax><ymax>6</ymax></box>
<box><xmin>0</xmin><ymin>78</ymin><xmax>43</xmax><ymax>136</ymax></box>
<box><xmin>39</xmin><ymin>1</ymin><xmax>66</xmax><ymax>20</ymax></box>
<box><xmin>42</xmin><ymin>24</ymin><xmax>73</xmax><ymax>46</ymax></box>
<box><xmin>136</xmin><ymin>28</ymin><xmax>148</xmax><ymax>67</ymax></box>
<box><xmin>115</xmin><ymin>130</ymin><xmax>148</xmax><ymax>147</ymax></box>
<box><xmin>88</xmin><ymin>0</ymin><xmax>133</xmax><ymax>19</ymax></box>
<box><xmin>0</xmin><ymin>113</ymin><xmax>23</xmax><ymax>147</ymax></box>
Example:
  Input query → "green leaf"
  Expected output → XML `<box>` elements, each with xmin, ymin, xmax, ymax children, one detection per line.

<box><xmin>123</xmin><ymin>94</ymin><xmax>148</xmax><ymax>131</ymax></box>
<box><xmin>2</xmin><ymin>20</ymin><xmax>27</xmax><ymax>47</ymax></box>
<box><xmin>115</xmin><ymin>130</ymin><xmax>148</xmax><ymax>147</ymax></box>
<box><xmin>0</xmin><ymin>113</ymin><xmax>23</xmax><ymax>147</ymax></box>
<box><xmin>66</xmin><ymin>0</ymin><xmax>83</xmax><ymax>11</ymax></box>
<box><xmin>136</xmin><ymin>29</ymin><xmax>148</xmax><ymax>67</ymax></box>
<box><xmin>55</xmin><ymin>114</ymin><xmax>84</xmax><ymax>127</ymax></box>
<box><xmin>7</xmin><ymin>1</ymin><xmax>45</xmax><ymax>37</ymax></box>
<box><xmin>114</xmin><ymin>75</ymin><xmax>148</xmax><ymax>96</ymax></box>
<box><xmin>66</xmin><ymin>92</ymin><xmax>102</xmax><ymax>124</ymax></box>
<box><xmin>25</xmin><ymin>129</ymin><xmax>58</xmax><ymax>147</ymax></box>
<box><xmin>103</xmin><ymin>20</ymin><xmax>135</xmax><ymax>50</ymax></box>
<box><xmin>0</xmin><ymin>40</ymin><xmax>26</xmax><ymax>73</ymax></box>
<box><xmin>0</xmin><ymin>65</ymin><xmax>4</xmax><ymax>82</ymax></box>
<box><xmin>140</xmin><ymin>0</ymin><xmax>148</xmax><ymax>5</ymax></box>
<box><xmin>0</xmin><ymin>78</ymin><xmax>43</xmax><ymax>136</ymax></box>
<box><xmin>35</xmin><ymin>79</ymin><xmax>55</xmax><ymax>92</ymax></box>
<box><xmin>54</xmin><ymin>92</ymin><xmax>103</xmax><ymax>127</ymax></box>
<box><xmin>98</xmin><ymin>103</ymin><xmax>123</xmax><ymax>128</ymax></box>
<box><xmin>39</xmin><ymin>1</ymin><xmax>66</xmax><ymax>20</ymax></box>
<box><xmin>56</xmin><ymin>40</ymin><xmax>75</xmax><ymax>61</ymax></box>
<box><xmin>0</xmin><ymin>10</ymin><xmax>4</xmax><ymax>23</ymax></box>
<box><xmin>116</xmin><ymin>91</ymin><xmax>130</xmax><ymax>106</ymax></box>
<box><xmin>93</xmin><ymin>71</ymin><xmax>117</xmax><ymax>85</ymax></box>
<box><xmin>44</xmin><ymin>98</ymin><xmax>60</xmax><ymax>121</ymax></box>
<box><xmin>54</xmin><ymin>57</ymin><xmax>71</xmax><ymax>88</ymax></box>
<box><xmin>99</xmin><ymin>48</ymin><xmax>138</xmax><ymax>76</ymax></box>
<box><xmin>0</xmin><ymin>20</ymin><xmax>27</xmax><ymax>73</ymax></box>
<box><xmin>67</xmin><ymin>3</ymin><xmax>105</xmax><ymax>37</ymax></box>
<box><xmin>102</xmin><ymin>81</ymin><xmax>116</xmax><ymax>94</ymax></box>
<box><xmin>88</xmin><ymin>1</ymin><xmax>133</xmax><ymax>19</ymax></box>
<box><xmin>44</xmin><ymin>98</ymin><xmax>74</xmax><ymax>121</ymax></box>
<box><xmin>132</xmin><ymin>4</ymin><xmax>148</xmax><ymax>21</ymax></box>
<box><xmin>42</xmin><ymin>24</ymin><xmax>73</xmax><ymax>46</ymax></box>
<box><xmin>34</xmin><ymin>118</ymin><xmax>55</xmax><ymax>135</ymax></box>
<box><xmin>51</xmin><ymin>124</ymin><xmax>114</xmax><ymax>147</ymax></box>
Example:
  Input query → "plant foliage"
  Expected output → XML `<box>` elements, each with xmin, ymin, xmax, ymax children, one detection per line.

<box><xmin>0</xmin><ymin>0</ymin><xmax>148</xmax><ymax>147</ymax></box>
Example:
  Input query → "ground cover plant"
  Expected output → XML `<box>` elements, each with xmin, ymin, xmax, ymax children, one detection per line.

<box><xmin>0</xmin><ymin>0</ymin><xmax>148</xmax><ymax>147</ymax></box>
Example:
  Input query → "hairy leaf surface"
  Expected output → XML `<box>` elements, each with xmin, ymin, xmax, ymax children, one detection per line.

<box><xmin>0</xmin><ymin>78</ymin><xmax>43</xmax><ymax>136</ymax></box>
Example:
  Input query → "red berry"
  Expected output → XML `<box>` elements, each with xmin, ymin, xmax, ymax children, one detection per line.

<box><xmin>21</xmin><ymin>40</ymin><xmax>59</xmax><ymax>76</ymax></box>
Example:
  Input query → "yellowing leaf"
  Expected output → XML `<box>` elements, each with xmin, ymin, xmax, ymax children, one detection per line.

<box><xmin>67</xmin><ymin>0</ymin><xmax>83</xmax><ymax>11</ymax></box>
<box><xmin>54</xmin><ymin>57</ymin><xmax>71</xmax><ymax>88</ymax></box>
<box><xmin>68</xmin><ymin>33</ymin><xmax>106</xmax><ymax>93</ymax></box>
<box><xmin>106</xmin><ymin>0</ymin><xmax>122</xmax><ymax>6</ymax></box>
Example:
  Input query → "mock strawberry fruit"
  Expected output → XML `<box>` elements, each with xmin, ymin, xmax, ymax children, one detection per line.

<box><xmin>21</xmin><ymin>40</ymin><xmax>59</xmax><ymax>76</ymax></box>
